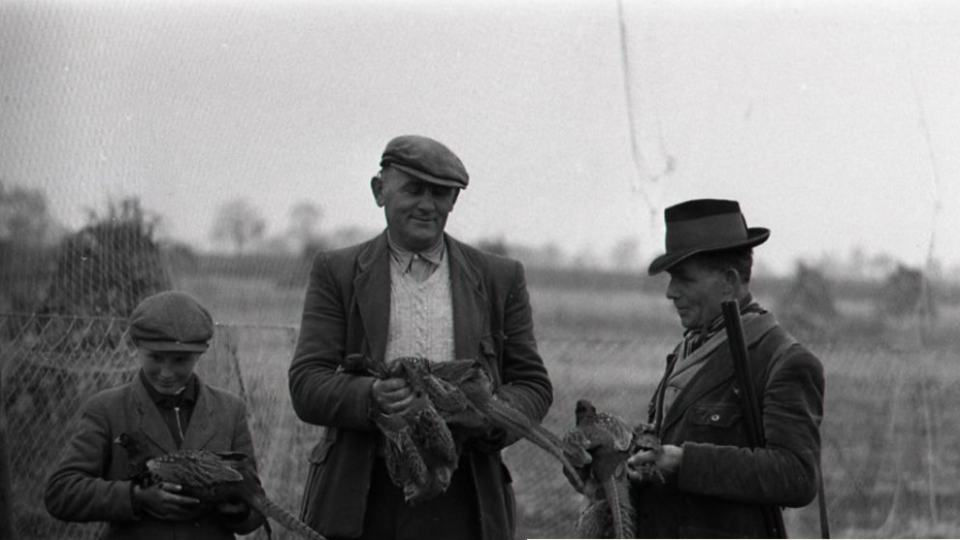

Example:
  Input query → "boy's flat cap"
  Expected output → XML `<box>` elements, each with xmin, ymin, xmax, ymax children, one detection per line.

<box><xmin>380</xmin><ymin>135</ymin><xmax>469</xmax><ymax>189</ymax></box>
<box><xmin>129</xmin><ymin>291</ymin><xmax>213</xmax><ymax>352</ymax></box>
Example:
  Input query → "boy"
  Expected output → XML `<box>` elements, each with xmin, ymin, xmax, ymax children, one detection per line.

<box><xmin>45</xmin><ymin>291</ymin><xmax>266</xmax><ymax>539</ymax></box>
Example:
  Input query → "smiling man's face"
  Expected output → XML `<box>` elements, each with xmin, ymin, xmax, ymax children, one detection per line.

<box><xmin>373</xmin><ymin>167</ymin><xmax>459</xmax><ymax>252</ymax></box>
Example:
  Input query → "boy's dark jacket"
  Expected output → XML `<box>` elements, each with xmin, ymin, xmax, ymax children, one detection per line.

<box><xmin>45</xmin><ymin>376</ymin><xmax>265</xmax><ymax>539</ymax></box>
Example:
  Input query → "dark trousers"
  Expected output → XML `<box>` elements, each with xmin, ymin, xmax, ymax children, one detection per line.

<box><xmin>338</xmin><ymin>456</ymin><xmax>482</xmax><ymax>540</ymax></box>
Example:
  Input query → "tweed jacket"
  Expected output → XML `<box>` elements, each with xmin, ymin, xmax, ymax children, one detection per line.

<box><xmin>634</xmin><ymin>312</ymin><xmax>825</xmax><ymax>538</ymax></box>
<box><xmin>289</xmin><ymin>232</ymin><xmax>553</xmax><ymax>540</ymax></box>
<box><xmin>45</xmin><ymin>375</ymin><xmax>265</xmax><ymax>540</ymax></box>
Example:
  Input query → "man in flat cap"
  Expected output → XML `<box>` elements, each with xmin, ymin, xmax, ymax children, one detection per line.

<box><xmin>625</xmin><ymin>199</ymin><xmax>825</xmax><ymax>538</ymax></box>
<box><xmin>289</xmin><ymin>135</ymin><xmax>553</xmax><ymax>540</ymax></box>
<box><xmin>46</xmin><ymin>291</ymin><xmax>267</xmax><ymax>539</ymax></box>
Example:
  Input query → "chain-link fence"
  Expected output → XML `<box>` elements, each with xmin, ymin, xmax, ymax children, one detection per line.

<box><xmin>0</xmin><ymin>313</ymin><xmax>318</xmax><ymax>540</ymax></box>
<box><xmin>4</xmin><ymin>313</ymin><xmax>960</xmax><ymax>539</ymax></box>
<box><xmin>2</xmin><ymin>314</ymin><xmax>138</xmax><ymax>540</ymax></box>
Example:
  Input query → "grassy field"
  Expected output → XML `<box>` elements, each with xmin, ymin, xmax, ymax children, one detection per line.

<box><xmin>169</xmin><ymin>270</ymin><xmax>960</xmax><ymax>539</ymax></box>
<box><xmin>6</xmin><ymin>266</ymin><xmax>960</xmax><ymax>539</ymax></box>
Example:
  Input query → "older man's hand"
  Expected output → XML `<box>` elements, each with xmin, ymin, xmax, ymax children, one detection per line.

<box><xmin>627</xmin><ymin>443</ymin><xmax>683</xmax><ymax>483</ymax></box>
<box><xmin>371</xmin><ymin>377</ymin><xmax>414</xmax><ymax>415</ymax></box>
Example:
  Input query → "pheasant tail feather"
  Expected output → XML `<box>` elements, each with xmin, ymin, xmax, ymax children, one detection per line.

<box><xmin>601</xmin><ymin>469</ymin><xmax>636</xmax><ymax>539</ymax></box>
<box><xmin>248</xmin><ymin>492</ymin><xmax>329</xmax><ymax>540</ymax></box>
<box><xmin>485</xmin><ymin>398</ymin><xmax>589</xmax><ymax>491</ymax></box>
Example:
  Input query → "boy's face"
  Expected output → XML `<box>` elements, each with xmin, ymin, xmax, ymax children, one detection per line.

<box><xmin>138</xmin><ymin>348</ymin><xmax>201</xmax><ymax>395</ymax></box>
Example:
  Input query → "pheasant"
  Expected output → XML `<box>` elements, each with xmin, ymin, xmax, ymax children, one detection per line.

<box><xmin>341</xmin><ymin>355</ymin><xmax>461</xmax><ymax>504</ymax></box>
<box><xmin>116</xmin><ymin>432</ymin><xmax>326</xmax><ymax>540</ymax></box>
<box><xmin>563</xmin><ymin>399</ymin><xmax>662</xmax><ymax>539</ymax></box>
<box><xmin>340</xmin><ymin>355</ymin><xmax>590</xmax><ymax>503</ymax></box>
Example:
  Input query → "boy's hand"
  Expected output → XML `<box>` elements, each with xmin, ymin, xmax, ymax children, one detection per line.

<box><xmin>133</xmin><ymin>482</ymin><xmax>201</xmax><ymax>521</ymax></box>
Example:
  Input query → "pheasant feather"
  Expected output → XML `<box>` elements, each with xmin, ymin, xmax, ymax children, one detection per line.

<box><xmin>117</xmin><ymin>433</ymin><xmax>326</xmax><ymax>540</ymax></box>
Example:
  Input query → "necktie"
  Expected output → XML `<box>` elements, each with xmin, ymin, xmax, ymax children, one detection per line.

<box><xmin>408</xmin><ymin>255</ymin><xmax>433</xmax><ymax>283</ymax></box>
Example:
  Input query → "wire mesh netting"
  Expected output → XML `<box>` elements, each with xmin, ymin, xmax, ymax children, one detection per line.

<box><xmin>0</xmin><ymin>313</ymin><xmax>321</xmax><ymax>540</ymax></box>
<box><xmin>4</xmin><ymin>312</ymin><xmax>960</xmax><ymax>539</ymax></box>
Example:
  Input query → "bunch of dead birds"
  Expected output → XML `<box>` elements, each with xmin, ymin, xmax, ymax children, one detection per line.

<box><xmin>339</xmin><ymin>354</ymin><xmax>590</xmax><ymax>504</ymax></box>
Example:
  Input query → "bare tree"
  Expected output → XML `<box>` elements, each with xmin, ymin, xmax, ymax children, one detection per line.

<box><xmin>0</xmin><ymin>180</ymin><xmax>58</xmax><ymax>245</ymax></box>
<box><xmin>210</xmin><ymin>198</ymin><xmax>266</xmax><ymax>254</ymax></box>
<box><xmin>287</xmin><ymin>201</ymin><xmax>323</xmax><ymax>253</ymax></box>
<box><xmin>477</xmin><ymin>236</ymin><xmax>509</xmax><ymax>257</ymax></box>
<box><xmin>882</xmin><ymin>264</ymin><xmax>937</xmax><ymax>319</ymax></box>
<box><xmin>610</xmin><ymin>236</ymin><xmax>641</xmax><ymax>270</ymax></box>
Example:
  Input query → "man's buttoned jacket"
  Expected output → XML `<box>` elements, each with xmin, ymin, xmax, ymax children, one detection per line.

<box><xmin>289</xmin><ymin>232</ymin><xmax>553</xmax><ymax>540</ymax></box>
<box><xmin>635</xmin><ymin>315</ymin><xmax>825</xmax><ymax>538</ymax></box>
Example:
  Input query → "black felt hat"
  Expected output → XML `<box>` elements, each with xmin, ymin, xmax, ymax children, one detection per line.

<box><xmin>380</xmin><ymin>135</ymin><xmax>469</xmax><ymax>189</ymax></box>
<box><xmin>648</xmin><ymin>199</ymin><xmax>770</xmax><ymax>276</ymax></box>
<box><xmin>129</xmin><ymin>291</ymin><xmax>213</xmax><ymax>352</ymax></box>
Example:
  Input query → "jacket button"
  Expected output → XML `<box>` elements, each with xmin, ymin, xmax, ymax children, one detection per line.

<box><xmin>710</xmin><ymin>414</ymin><xmax>721</xmax><ymax>422</ymax></box>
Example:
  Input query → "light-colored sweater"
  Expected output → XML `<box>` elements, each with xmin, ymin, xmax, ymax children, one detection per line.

<box><xmin>384</xmin><ymin>253</ymin><xmax>456</xmax><ymax>363</ymax></box>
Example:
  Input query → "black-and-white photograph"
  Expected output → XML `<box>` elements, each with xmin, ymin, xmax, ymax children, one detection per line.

<box><xmin>2</xmin><ymin>1</ymin><xmax>959</xmax><ymax>538</ymax></box>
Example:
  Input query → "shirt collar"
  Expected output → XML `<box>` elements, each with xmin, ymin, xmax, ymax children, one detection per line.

<box><xmin>139</xmin><ymin>370</ymin><xmax>198</xmax><ymax>409</ymax></box>
<box><xmin>386</xmin><ymin>232</ymin><xmax>446</xmax><ymax>269</ymax></box>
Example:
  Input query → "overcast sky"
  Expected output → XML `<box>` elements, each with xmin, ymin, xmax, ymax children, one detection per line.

<box><xmin>2</xmin><ymin>0</ymin><xmax>959</xmax><ymax>275</ymax></box>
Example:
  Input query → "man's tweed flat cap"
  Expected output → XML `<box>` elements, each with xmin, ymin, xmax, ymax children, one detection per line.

<box><xmin>380</xmin><ymin>134</ymin><xmax>469</xmax><ymax>189</ymax></box>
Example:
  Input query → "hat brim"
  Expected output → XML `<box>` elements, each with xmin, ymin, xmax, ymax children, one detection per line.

<box><xmin>648</xmin><ymin>228</ymin><xmax>770</xmax><ymax>276</ymax></box>
<box><xmin>389</xmin><ymin>163</ymin><xmax>467</xmax><ymax>189</ymax></box>
<box><xmin>136</xmin><ymin>339</ymin><xmax>209</xmax><ymax>353</ymax></box>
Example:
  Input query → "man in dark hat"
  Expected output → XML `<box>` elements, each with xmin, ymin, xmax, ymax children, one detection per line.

<box><xmin>289</xmin><ymin>135</ymin><xmax>553</xmax><ymax>540</ymax></box>
<box><xmin>625</xmin><ymin>199</ymin><xmax>825</xmax><ymax>538</ymax></box>
<box><xmin>46</xmin><ymin>291</ymin><xmax>266</xmax><ymax>539</ymax></box>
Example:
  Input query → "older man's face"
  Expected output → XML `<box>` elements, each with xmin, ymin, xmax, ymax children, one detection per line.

<box><xmin>665</xmin><ymin>257</ymin><xmax>732</xmax><ymax>329</ymax></box>
<box><xmin>373</xmin><ymin>168</ymin><xmax>459</xmax><ymax>252</ymax></box>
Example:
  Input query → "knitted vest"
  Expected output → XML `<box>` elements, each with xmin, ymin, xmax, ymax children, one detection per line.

<box><xmin>384</xmin><ymin>256</ymin><xmax>456</xmax><ymax>363</ymax></box>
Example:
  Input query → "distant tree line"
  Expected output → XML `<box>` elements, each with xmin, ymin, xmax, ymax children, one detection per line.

<box><xmin>3</xmin><ymin>184</ymin><xmax>960</xmax><ymax>319</ymax></box>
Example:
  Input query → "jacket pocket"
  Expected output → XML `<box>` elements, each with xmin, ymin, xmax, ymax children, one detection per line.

<box><xmin>685</xmin><ymin>403</ymin><xmax>746</xmax><ymax>445</ymax></box>
<box><xmin>300</xmin><ymin>429</ymin><xmax>337</xmax><ymax>523</ymax></box>
<box><xmin>688</xmin><ymin>403</ymin><xmax>742</xmax><ymax>427</ymax></box>
<box><xmin>308</xmin><ymin>429</ymin><xmax>338</xmax><ymax>464</ymax></box>
<box><xmin>478</xmin><ymin>333</ymin><xmax>504</xmax><ymax>386</ymax></box>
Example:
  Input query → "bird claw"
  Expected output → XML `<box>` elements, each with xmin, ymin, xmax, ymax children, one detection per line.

<box><xmin>631</xmin><ymin>462</ymin><xmax>665</xmax><ymax>484</ymax></box>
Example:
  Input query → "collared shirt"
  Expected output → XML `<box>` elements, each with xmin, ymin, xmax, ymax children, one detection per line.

<box><xmin>139</xmin><ymin>370</ymin><xmax>198</xmax><ymax>448</ymax></box>
<box><xmin>386</xmin><ymin>232</ymin><xmax>446</xmax><ymax>282</ymax></box>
